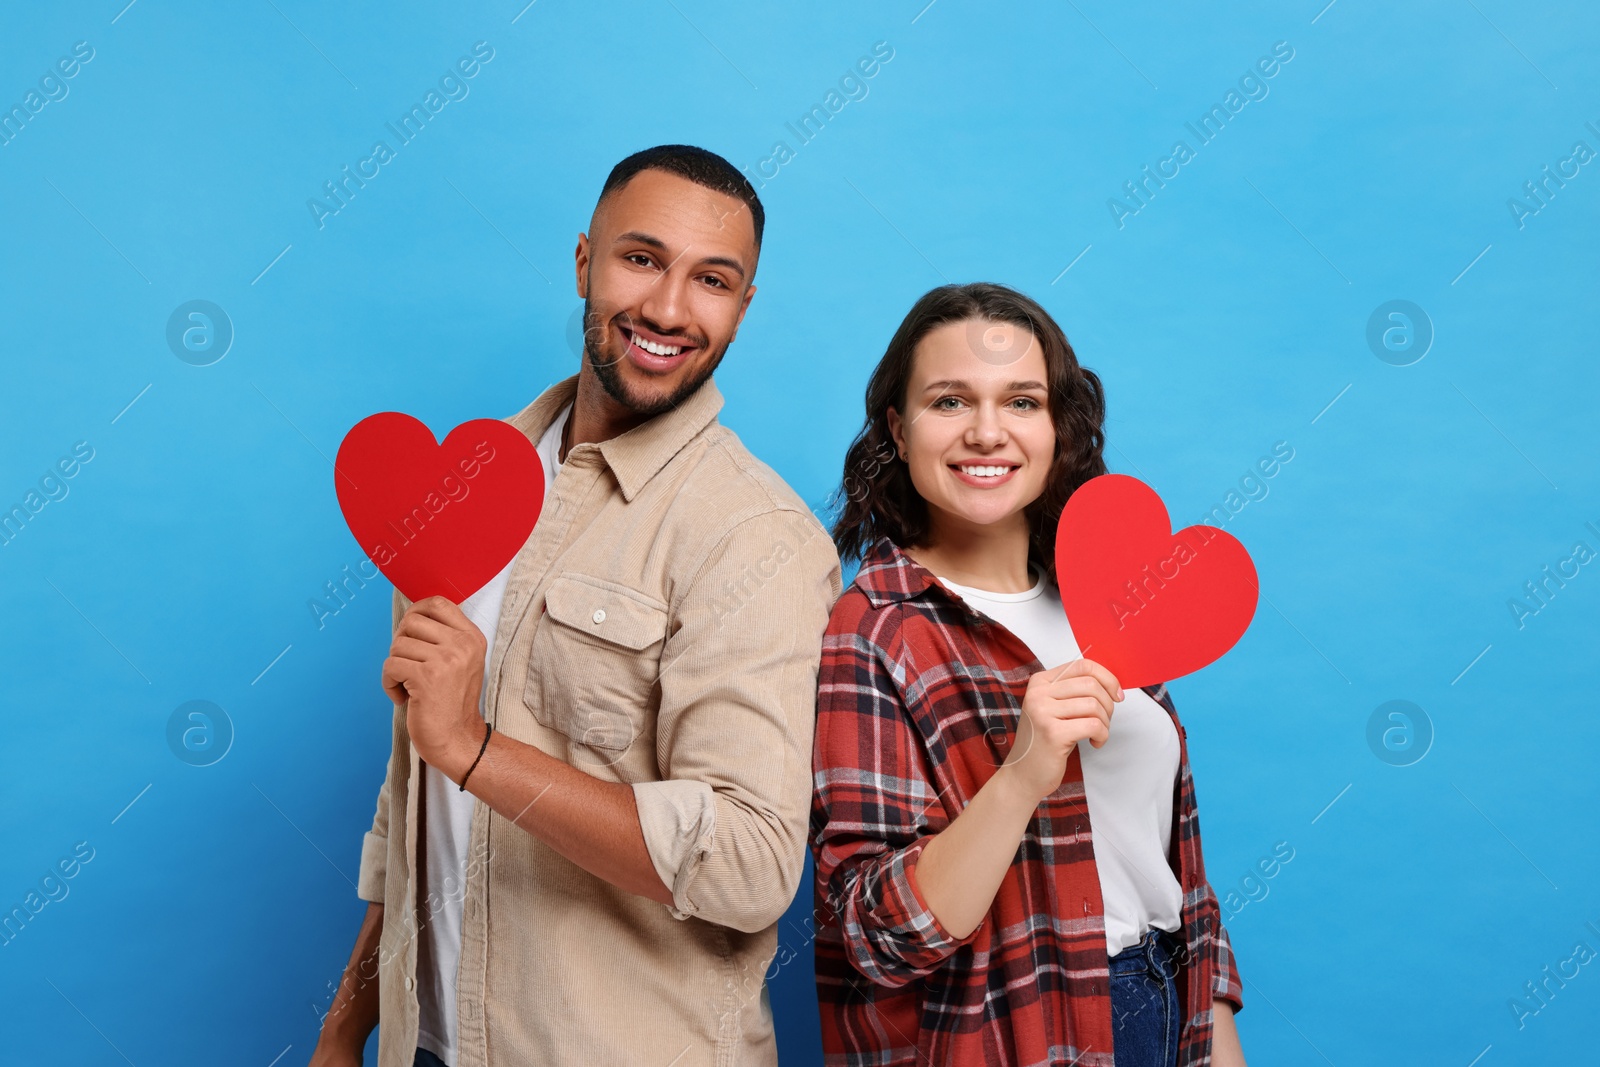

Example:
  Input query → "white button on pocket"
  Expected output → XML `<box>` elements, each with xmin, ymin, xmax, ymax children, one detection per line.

<box><xmin>525</xmin><ymin>575</ymin><xmax>669</xmax><ymax>760</ymax></box>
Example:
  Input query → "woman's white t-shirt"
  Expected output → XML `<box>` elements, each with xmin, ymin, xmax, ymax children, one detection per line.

<box><xmin>937</xmin><ymin>564</ymin><xmax>1184</xmax><ymax>956</ymax></box>
<box><xmin>416</xmin><ymin>402</ymin><xmax>571</xmax><ymax>1064</ymax></box>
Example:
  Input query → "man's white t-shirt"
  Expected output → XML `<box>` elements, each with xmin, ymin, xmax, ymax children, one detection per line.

<box><xmin>416</xmin><ymin>401</ymin><xmax>570</xmax><ymax>1065</ymax></box>
<box><xmin>937</xmin><ymin>564</ymin><xmax>1184</xmax><ymax>956</ymax></box>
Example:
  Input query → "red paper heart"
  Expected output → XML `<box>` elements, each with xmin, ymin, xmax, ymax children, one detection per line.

<box><xmin>1055</xmin><ymin>474</ymin><xmax>1257</xmax><ymax>689</ymax></box>
<box><xmin>334</xmin><ymin>413</ymin><xmax>543</xmax><ymax>603</ymax></box>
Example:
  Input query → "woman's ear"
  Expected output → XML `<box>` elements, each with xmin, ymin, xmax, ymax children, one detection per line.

<box><xmin>886</xmin><ymin>406</ymin><xmax>907</xmax><ymax>460</ymax></box>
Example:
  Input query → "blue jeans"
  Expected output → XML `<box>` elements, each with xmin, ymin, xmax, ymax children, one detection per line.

<box><xmin>1109</xmin><ymin>927</ymin><xmax>1181</xmax><ymax>1067</ymax></box>
<box><xmin>413</xmin><ymin>1048</ymin><xmax>449</xmax><ymax>1067</ymax></box>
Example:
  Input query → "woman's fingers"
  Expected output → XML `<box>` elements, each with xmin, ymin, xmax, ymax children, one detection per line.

<box><xmin>1039</xmin><ymin>673</ymin><xmax>1119</xmax><ymax>719</ymax></box>
<box><xmin>1018</xmin><ymin>658</ymin><xmax>1124</xmax><ymax>762</ymax></box>
<box><xmin>1078</xmin><ymin>657</ymin><xmax>1124</xmax><ymax>700</ymax></box>
<box><xmin>1032</xmin><ymin>695</ymin><xmax>1112</xmax><ymax>741</ymax></box>
<box><xmin>1035</xmin><ymin>706</ymin><xmax>1110</xmax><ymax>751</ymax></box>
<box><xmin>1041</xmin><ymin>657</ymin><xmax>1123</xmax><ymax>702</ymax></box>
<box><xmin>1062</xmin><ymin>711</ymin><xmax>1111</xmax><ymax>749</ymax></box>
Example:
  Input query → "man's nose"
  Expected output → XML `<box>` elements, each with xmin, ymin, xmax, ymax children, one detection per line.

<box><xmin>638</xmin><ymin>269</ymin><xmax>692</xmax><ymax>333</ymax></box>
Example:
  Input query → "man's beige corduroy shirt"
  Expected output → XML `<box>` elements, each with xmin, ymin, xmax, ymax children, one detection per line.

<box><xmin>356</xmin><ymin>372</ymin><xmax>841</xmax><ymax>1066</ymax></box>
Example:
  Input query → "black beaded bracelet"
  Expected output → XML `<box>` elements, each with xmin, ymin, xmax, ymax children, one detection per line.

<box><xmin>459</xmin><ymin>721</ymin><xmax>492</xmax><ymax>791</ymax></box>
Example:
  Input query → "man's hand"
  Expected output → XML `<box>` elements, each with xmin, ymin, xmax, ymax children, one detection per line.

<box><xmin>309</xmin><ymin>900</ymin><xmax>384</xmax><ymax>1065</ymax></box>
<box><xmin>380</xmin><ymin>596</ymin><xmax>488</xmax><ymax>782</ymax></box>
<box><xmin>379</xmin><ymin>596</ymin><xmax>674</xmax><ymax>907</ymax></box>
<box><xmin>307</xmin><ymin>1033</ymin><xmax>364</xmax><ymax>1067</ymax></box>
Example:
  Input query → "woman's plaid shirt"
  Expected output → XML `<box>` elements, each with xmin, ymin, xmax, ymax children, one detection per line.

<box><xmin>810</xmin><ymin>537</ymin><xmax>1243</xmax><ymax>1067</ymax></box>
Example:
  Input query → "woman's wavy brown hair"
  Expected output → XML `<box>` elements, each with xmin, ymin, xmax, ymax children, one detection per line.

<box><xmin>828</xmin><ymin>282</ymin><xmax>1107</xmax><ymax>584</ymax></box>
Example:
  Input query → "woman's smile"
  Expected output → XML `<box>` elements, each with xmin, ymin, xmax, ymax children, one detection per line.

<box><xmin>947</xmin><ymin>460</ymin><xmax>1022</xmax><ymax>488</ymax></box>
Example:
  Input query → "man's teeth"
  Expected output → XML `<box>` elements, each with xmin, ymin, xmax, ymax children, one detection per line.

<box><xmin>630</xmin><ymin>333</ymin><xmax>682</xmax><ymax>357</ymax></box>
<box><xmin>958</xmin><ymin>465</ymin><xmax>1014</xmax><ymax>477</ymax></box>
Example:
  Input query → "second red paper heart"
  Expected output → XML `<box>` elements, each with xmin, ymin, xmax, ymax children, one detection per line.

<box><xmin>1054</xmin><ymin>473</ymin><xmax>1258</xmax><ymax>689</ymax></box>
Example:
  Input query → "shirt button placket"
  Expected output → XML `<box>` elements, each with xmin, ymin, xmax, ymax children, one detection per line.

<box><xmin>457</xmin><ymin>821</ymin><xmax>488</xmax><ymax>1046</ymax></box>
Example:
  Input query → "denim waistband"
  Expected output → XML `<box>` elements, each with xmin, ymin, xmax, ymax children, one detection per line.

<box><xmin>1108</xmin><ymin>926</ymin><xmax>1182</xmax><ymax>980</ymax></box>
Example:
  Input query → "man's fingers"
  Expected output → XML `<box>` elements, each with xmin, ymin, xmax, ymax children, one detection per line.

<box><xmin>406</xmin><ymin>596</ymin><xmax>474</xmax><ymax>631</ymax></box>
<box><xmin>399</xmin><ymin>602</ymin><xmax>487</xmax><ymax>654</ymax></box>
<box><xmin>388</xmin><ymin>635</ymin><xmax>438</xmax><ymax>664</ymax></box>
<box><xmin>380</xmin><ymin>656</ymin><xmax>416</xmax><ymax>706</ymax></box>
<box><xmin>395</xmin><ymin>610</ymin><xmax>457</xmax><ymax>645</ymax></box>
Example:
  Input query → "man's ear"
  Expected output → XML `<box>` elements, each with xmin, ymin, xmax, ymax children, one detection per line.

<box><xmin>574</xmin><ymin>233</ymin><xmax>590</xmax><ymax>299</ymax></box>
<box><xmin>729</xmin><ymin>283</ymin><xmax>758</xmax><ymax>341</ymax></box>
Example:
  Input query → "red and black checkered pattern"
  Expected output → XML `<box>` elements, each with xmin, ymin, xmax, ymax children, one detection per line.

<box><xmin>811</xmin><ymin>536</ymin><xmax>1244</xmax><ymax>1067</ymax></box>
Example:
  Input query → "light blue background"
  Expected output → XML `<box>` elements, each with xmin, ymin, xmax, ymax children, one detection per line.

<box><xmin>3</xmin><ymin>1</ymin><xmax>1597</xmax><ymax>1064</ymax></box>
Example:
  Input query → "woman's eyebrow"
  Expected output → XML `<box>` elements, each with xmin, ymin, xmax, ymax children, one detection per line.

<box><xmin>921</xmin><ymin>378</ymin><xmax>1047</xmax><ymax>392</ymax></box>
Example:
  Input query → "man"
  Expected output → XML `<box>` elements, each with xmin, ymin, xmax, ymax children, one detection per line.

<box><xmin>310</xmin><ymin>145</ymin><xmax>841</xmax><ymax>1067</ymax></box>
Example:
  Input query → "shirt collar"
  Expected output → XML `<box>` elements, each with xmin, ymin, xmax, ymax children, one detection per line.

<box><xmin>851</xmin><ymin>535</ymin><xmax>953</xmax><ymax>608</ymax></box>
<box><xmin>854</xmin><ymin>534</ymin><xmax>1174</xmax><ymax>706</ymax></box>
<box><xmin>509</xmin><ymin>371</ymin><xmax>725</xmax><ymax>502</ymax></box>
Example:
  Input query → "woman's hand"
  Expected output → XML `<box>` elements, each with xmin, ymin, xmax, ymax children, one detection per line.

<box><xmin>1211</xmin><ymin>998</ymin><xmax>1248</xmax><ymax>1066</ymax></box>
<box><xmin>916</xmin><ymin>657</ymin><xmax>1125</xmax><ymax>939</ymax></box>
<box><xmin>1001</xmin><ymin>658</ymin><xmax>1123</xmax><ymax>803</ymax></box>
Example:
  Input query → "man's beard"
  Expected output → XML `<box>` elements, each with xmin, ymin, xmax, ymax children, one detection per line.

<box><xmin>582</xmin><ymin>297</ymin><xmax>726</xmax><ymax>418</ymax></box>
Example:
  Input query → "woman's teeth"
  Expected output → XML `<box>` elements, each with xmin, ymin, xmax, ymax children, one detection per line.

<box><xmin>957</xmin><ymin>465</ymin><xmax>1014</xmax><ymax>477</ymax></box>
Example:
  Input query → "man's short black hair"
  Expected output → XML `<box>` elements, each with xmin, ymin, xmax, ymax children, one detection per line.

<box><xmin>597</xmin><ymin>144</ymin><xmax>765</xmax><ymax>248</ymax></box>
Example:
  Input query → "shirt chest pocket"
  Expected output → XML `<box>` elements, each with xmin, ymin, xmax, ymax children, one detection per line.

<box><xmin>523</xmin><ymin>573</ymin><xmax>670</xmax><ymax>765</ymax></box>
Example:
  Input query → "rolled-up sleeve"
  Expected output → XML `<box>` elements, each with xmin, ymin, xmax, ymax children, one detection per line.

<box><xmin>634</xmin><ymin>507</ymin><xmax>841</xmax><ymax>933</ymax></box>
<box><xmin>1211</xmin><ymin>912</ymin><xmax>1244</xmax><ymax>1012</ymax></box>
<box><xmin>811</xmin><ymin>617</ymin><xmax>983</xmax><ymax>988</ymax></box>
<box><xmin>356</xmin><ymin>797</ymin><xmax>389</xmax><ymax>903</ymax></box>
<box><xmin>631</xmin><ymin>777</ymin><xmax>716</xmax><ymax>920</ymax></box>
<box><xmin>356</xmin><ymin>587</ymin><xmax>410</xmax><ymax>904</ymax></box>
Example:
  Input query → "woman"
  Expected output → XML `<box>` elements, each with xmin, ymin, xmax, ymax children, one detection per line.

<box><xmin>810</xmin><ymin>283</ymin><xmax>1247</xmax><ymax>1067</ymax></box>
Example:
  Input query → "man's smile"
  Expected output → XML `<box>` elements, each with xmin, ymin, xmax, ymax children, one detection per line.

<box><xmin>619</xmin><ymin>322</ymin><xmax>698</xmax><ymax>372</ymax></box>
